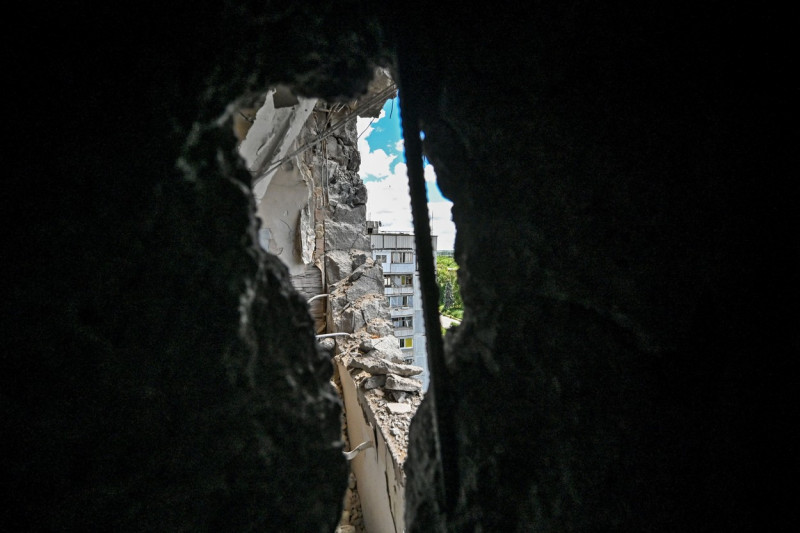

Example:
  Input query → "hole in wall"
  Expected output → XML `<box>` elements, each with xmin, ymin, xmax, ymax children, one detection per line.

<box><xmin>228</xmin><ymin>71</ymin><xmax>458</xmax><ymax>532</ymax></box>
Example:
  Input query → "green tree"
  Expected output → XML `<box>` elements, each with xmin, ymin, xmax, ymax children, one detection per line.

<box><xmin>436</xmin><ymin>256</ymin><xmax>462</xmax><ymax>313</ymax></box>
<box><xmin>444</xmin><ymin>280</ymin><xmax>454</xmax><ymax>310</ymax></box>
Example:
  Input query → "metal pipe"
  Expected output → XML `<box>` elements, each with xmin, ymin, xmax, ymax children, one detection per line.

<box><xmin>315</xmin><ymin>333</ymin><xmax>350</xmax><ymax>339</ymax></box>
<box><xmin>343</xmin><ymin>440</ymin><xmax>374</xmax><ymax>461</ymax></box>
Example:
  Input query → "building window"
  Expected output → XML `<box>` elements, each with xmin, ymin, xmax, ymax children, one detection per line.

<box><xmin>389</xmin><ymin>295</ymin><xmax>413</xmax><ymax>308</ymax></box>
<box><xmin>384</xmin><ymin>275</ymin><xmax>412</xmax><ymax>288</ymax></box>
<box><xmin>376</xmin><ymin>254</ymin><xmax>387</xmax><ymax>263</ymax></box>
<box><xmin>392</xmin><ymin>316</ymin><xmax>413</xmax><ymax>329</ymax></box>
<box><xmin>391</xmin><ymin>251</ymin><xmax>413</xmax><ymax>263</ymax></box>
<box><xmin>399</xmin><ymin>337</ymin><xmax>413</xmax><ymax>349</ymax></box>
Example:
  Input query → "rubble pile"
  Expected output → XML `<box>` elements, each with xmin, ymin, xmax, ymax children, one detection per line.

<box><xmin>333</xmin><ymin>333</ymin><xmax>423</xmax><ymax>462</ymax></box>
<box><xmin>308</xmin><ymin>68</ymin><xmax>420</xmax><ymax>531</ymax></box>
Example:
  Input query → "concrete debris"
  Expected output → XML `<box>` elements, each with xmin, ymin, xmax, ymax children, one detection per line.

<box><xmin>390</xmin><ymin>391</ymin><xmax>409</xmax><ymax>402</ymax></box>
<box><xmin>327</xmin><ymin>168</ymin><xmax>368</xmax><ymax>208</ymax></box>
<box><xmin>340</xmin><ymin>267</ymin><xmax>383</xmax><ymax>302</ymax></box>
<box><xmin>386</xmin><ymin>402</ymin><xmax>412</xmax><ymax>414</ymax></box>
<box><xmin>348</xmin><ymin>355</ymin><xmax>423</xmax><ymax>377</ymax></box>
<box><xmin>328</xmin><ymin>261</ymin><xmax>394</xmax><ymax>339</ymax></box>
<box><xmin>366</xmin><ymin>319</ymin><xmax>393</xmax><ymax>338</ymax></box>
<box><xmin>361</xmin><ymin>298</ymin><xmax>393</xmax><ymax>337</ymax></box>
<box><xmin>331</xmin><ymin>200</ymin><xmax>367</xmax><ymax>224</ymax></box>
<box><xmin>363</xmin><ymin>375</ymin><xmax>387</xmax><ymax>390</ymax></box>
<box><xmin>338</xmin><ymin>306</ymin><xmax>367</xmax><ymax>333</ymax></box>
<box><xmin>351</xmin><ymin>252</ymin><xmax>369</xmax><ymax>270</ymax></box>
<box><xmin>324</xmin><ymin>219</ymin><xmax>370</xmax><ymax>252</ymax></box>
<box><xmin>385</xmin><ymin>374</ymin><xmax>423</xmax><ymax>392</ymax></box>
<box><xmin>299</xmin><ymin>206</ymin><xmax>314</xmax><ymax>265</ymax></box>
<box><xmin>370</xmin><ymin>336</ymin><xmax>406</xmax><ymax>364</ymax></box>
<box><xmin>358</xmin><ymin>339</ymin><xmax>374</xmax><ymax>352</ymax></box>
<box><xmin>325</xmin><ymin>249</ymin><xmax>353</xmax><ymax>285</ymax></box>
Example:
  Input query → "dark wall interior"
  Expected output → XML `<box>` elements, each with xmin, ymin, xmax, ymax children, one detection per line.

<box><xmin>2</xmin><ymin>2</ymin><xmax>793</xmax><ymax>531</ymax></box>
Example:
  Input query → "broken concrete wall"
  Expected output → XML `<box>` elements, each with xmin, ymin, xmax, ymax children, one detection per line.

<box><xmin>400</xmin><ymin>6</ymin><xmax>793</xmax><ymax>532</ymax></box>
<box><xmin>4</xmin><ymin>5</ymin><xmax>371</xmax><ymax>530</ymax></box>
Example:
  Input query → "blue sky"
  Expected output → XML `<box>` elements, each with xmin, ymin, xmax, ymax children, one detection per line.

<box><xmin>357</xmin><ymin>97</ymin><xmax>456</xmax><ymax>250</ymax></box>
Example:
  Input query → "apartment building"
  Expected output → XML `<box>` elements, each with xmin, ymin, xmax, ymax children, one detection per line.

<box><xmin>367</xmin><ymin>221</ymin><xmax>437</xmax><ymax>391</ymax></box>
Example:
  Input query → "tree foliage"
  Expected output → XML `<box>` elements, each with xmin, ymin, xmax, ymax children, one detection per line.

<box><xmin>436</xmin><ymin>256</ymin><xmax>462</xmax><ymax>313</ymax></box>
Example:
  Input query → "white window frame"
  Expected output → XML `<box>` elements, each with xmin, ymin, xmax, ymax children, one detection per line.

<box><xmin>392</xmin><ymin>316</ymin><xmax>413</xmax><ymax>328</ymax></box>
<box><xmin>389</xmin><ymin>295</ymin><xmax>413</xmax><ymax>308</ymax></box>
<box><xmin>391</xmin><ymin>251</ymin><xmax>413</xmax><ymax>264</ymax></box>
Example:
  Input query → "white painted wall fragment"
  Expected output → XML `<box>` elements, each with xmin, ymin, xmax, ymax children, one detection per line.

<box><xmin>238</xmin><ymin>87</ymin><xmax>317</xmax><ymax>203</ymax></box>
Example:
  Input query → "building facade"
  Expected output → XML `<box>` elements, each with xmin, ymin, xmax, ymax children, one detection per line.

<box><xmin>368</xmin><ymin>221</ymin><xmax>437</xmax><ymax>391</ymax></box>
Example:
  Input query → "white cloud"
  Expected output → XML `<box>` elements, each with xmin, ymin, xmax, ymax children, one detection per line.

<box><xmin>363</xmin><ymin>162</ymin><xmax>456</xmax><ymax>251</ymax></box>
<box><xmin>357</xmin><ymin>112</ymin><xmax>397</xmax><ymax>179</ymax></box>
<box><xmin>359</xmin><ymin>111</ymin><xmax>456</xmax><ymax>251</ymax></box>
<box><xmin>429</xmin><ymin>200</ymin><xmax>456</xmax><ymax>251</ymax></box>
<box><xmin>365</xmin><ymin>162</ymin><xmax>412</xmax><ymax>230</ymax></box>
<box><xmin>359</xmin><ymin>148</ymin><xmax>396</xmax><ymax>178</ymax></box>
<box><xmin>424</xmin><ymin>164</ymin><xmax>437</xmax><ymax>182</ymax></box>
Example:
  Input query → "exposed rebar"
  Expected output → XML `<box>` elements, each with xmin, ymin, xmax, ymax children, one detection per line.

<box><xmin>397</xmin><ymin>41</ymin><xmax>459</xmax><ymax>515</ymax></box>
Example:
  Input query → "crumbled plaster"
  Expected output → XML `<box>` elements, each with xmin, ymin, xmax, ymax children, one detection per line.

<box><xmin>239</xmin><ymin>87</ymin><xmax>317</xmax><ymax>196</ymax></box>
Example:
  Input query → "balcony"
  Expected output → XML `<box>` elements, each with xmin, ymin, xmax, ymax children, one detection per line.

<box><xmin>383</xmin><ymin>286</ymin><xmax>414</xmax><ymax>296</ymax></box>
<box><xmin>383</xmin><ymin>263</ymin><xmax>414</xmax><ymax>274</ymax></box>
<box><xmin>393</xmin><ymin>326</ymin><xmax>413</xmax><ymax>337</ymax></box>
